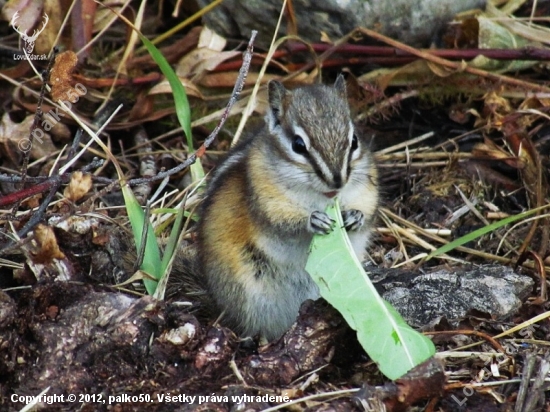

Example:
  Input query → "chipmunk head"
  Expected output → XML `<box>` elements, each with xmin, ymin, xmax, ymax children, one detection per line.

<box><xmin>266</xmin><ymin>75</ymin><xmax>364</xmax><ymax>198</ymax></box>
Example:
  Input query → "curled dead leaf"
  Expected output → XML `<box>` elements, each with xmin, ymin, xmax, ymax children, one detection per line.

<box><xmin>128</xmin><ymin>94</ymin><xmax>155</xmax><ymax>122</ymax></box>
<box><xmin>176</xmin><ymin>27</ymin><xmax>241</xmax><ymax>80</ymax></box>
<box><xmin>472</xmin><ymin>140</ymin><xmax>524</xmax><ymax>169</ymax></box>
<box><xmin>64</xmin><ymin>171</ymin><xmax>92</xmax><ymax>202</ymax></box>
<box><xmin>30</xmin><ymin>224</ymin><xmax>66</xmax><ymax>264</ymax></box>
<box><xmin>320</xmin><ymin>31</ymin><xmax>332</xmax><ymax>43</ymax></box>
<box><xmin>426</xmin><ymin>60</ymin><xmax>468</xmax><ymax>77</ymax></box>
<box><xmin>149</xmin><ymin>78</ymin><xmax>204</xmax><ymax>99</ymax></box>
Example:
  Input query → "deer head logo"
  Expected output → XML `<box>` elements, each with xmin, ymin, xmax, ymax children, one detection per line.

<box><xmin>10</xmin><ymin>12</ymin><xmax>49</xmax><ymax>54</ymax></box>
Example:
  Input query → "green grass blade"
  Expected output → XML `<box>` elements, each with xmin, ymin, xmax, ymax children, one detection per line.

<box><xmin>161</xmin><ymin>205</ymin><xmax>186</xmax><ymax>273</ymax></box>
<box><xmin>426</xmin><ymin>205</ymin><xmax>550</xmax><ymax>260</ymax></box>
<box><xmin>138</xmin><ymin>34</ymin><xmax>204</xmax><ymax>181</ymax></box>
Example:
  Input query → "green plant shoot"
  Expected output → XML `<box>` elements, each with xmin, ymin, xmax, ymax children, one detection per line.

<box><xmin>138</xmin><ymin>33</ymin><xmax>204</xmax><ymax>182</ymax></box>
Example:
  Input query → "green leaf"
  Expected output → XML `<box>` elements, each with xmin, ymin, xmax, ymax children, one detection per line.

<box><xmin>122</xmin><ymin>184</ymin><xmax>162</xmax><ymax>294</ymax></box>
<box><xmin>161</xmin><ymin>205</ymin><xmax>185</xmax><ymax>273</ymax></box>
<box><xmin>306</xmin><ymin>200</ymin><xmax>435</xmax><ymax>380</ymax></box>
<box><xmin>425</xmin><ymin>206</ymin><xmax>547</xmax><ymax>260</ymax></box>
<box><xmin>471</xmin><ymin>17</ymin><xmax>538</xmax><ymax>73</ymax></box>
<box><xmin>139</xmin><ymin>34</ymin><xmax>204</xmax><ymax>182</ymax></box>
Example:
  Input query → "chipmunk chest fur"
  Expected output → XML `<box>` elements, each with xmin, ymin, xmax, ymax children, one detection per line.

<box><xmin>197</xmin><ymin>75</ymin><xmax>378</xmax><ymax>341</ymax></box>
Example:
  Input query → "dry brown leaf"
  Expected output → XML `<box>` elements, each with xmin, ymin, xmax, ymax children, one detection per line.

<box><xmin>128</xmin><ymin>94</ymin><xmax>155</xmax><ymax>122</ymax></box>
<box><xmin>197</xmin><ymin>25</ymin><xmax>226</xmax><ymax>50</ymax></box>
<box><xmin>0</xmin><ymin>113</ymin><xmax>57</xmax><ymax>162</ymax></box>
<box><xmin>472</xmin><ymin>138</ymin><xmax>523</xmax><ymax>169</ymax></box>
<box><xmin>30</xmin><ymin>224</ymin><xmax>66</xmax><ymax>264</ymax></box>
<box><xmin>50</xmin><ymin>50</ymin><xmax>79</xmax><ymax>102</ymax></box>
<box><xmin>2</xmin><ymin>0</ymin><xmax>54</xmax><ymax>54</ymax></box>
<box><xmin>2</xmin><ymin>0</ymin><xmax>44</xmax><ymax>27</ymax></box>
<box><xmin>177</xmin><ymin>48</ymin><xmax>241</xmax><ymax>78</ymax></box>
<box><xmin>360</xmin><ymin>60</ymin><xmax>432</xmax><ymax>91</ymax></box>
<box><xmin>175</xmin><ymin>27</ymin><xmax>240</xmax><ymax>79</ymax></box>
<box><xmin>504</xmin><ymin>128</ymin><xmax>544</xmax><ymax>201</ymax></box>
<box><xmin>93</xmin><ymin>1</ymin><xmax>123</xmax><ymax>33</ymax></box>
<box><xmin>473</xmin><ymin>90</ymin><xmax>512</xmax><ymax>129</ymax></box>
<box><xmin>516</xmin><ymin>98</ymin><xmax>550</xmax><ymax>129</ymax></box>
<box><xmin>519</xmin><ymin>97</ymin><xmax>550</xmax><ymax>111</ymax></box>
<box><xmin>23</xmin><ymin>194</ymin><xmax>42</xmax><ymax>209</ymax></box>
<box><xmin>320</xmin><ymin>31</ymin><xmax>332</xmax><ymax>43</ymax></box>
<box><xmin>426</xmin><ymin>59</ymin><xmax>468</xmax><ymax>77</ymax></box>
<box><xmin>48</xmin><ymin>120</ymin><xmax>72</xmax><ymax>142</ymax></box>
<box><xmin>149</xmin><ymin>78</ymin><xmax>204</xmax><ymax>99</ymax></box>
<box><xmin>63</xmin><ymin>171</ymin><xmax>92</xmax><ymax>202</ymax></box>
<box><xmin>35</xmin><ymin>0</ymin><xmax>65</xmax><ymax>55</ymax></box>
<box><xmin>484</xmin><ymin>90</ymin><xmax>512</xmax><ymax>114</ymax></box>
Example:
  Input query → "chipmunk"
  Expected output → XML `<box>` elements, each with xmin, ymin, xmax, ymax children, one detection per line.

<box><xmin>196</xmin><ymin>75</ymin><xmax>379</xmax><ymax>341</ymax></box>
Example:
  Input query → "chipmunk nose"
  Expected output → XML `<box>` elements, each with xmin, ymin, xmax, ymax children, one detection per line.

<box><xmin>332</xmin><ymin>172</ymin><xmax>343</xmax><ymax>189</ymax></box>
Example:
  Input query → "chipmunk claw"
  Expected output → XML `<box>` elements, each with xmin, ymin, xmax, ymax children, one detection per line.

<box><xmin>309</xmin><ymin>211</ymin><xmax>335</xmax><ymax>234</ymax></box>
<box><xmin>342</xmin><ymin>209</ymin><xmax>365</xmax><ymax>231</ymax></box>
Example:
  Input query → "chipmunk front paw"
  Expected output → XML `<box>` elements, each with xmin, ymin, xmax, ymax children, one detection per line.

<box><xmin>342</xmin><ymin>209</ymin><xmax>365</xmax><ymax>231</ymax></box>
<box><xmin>309</xmin><ymin>211</ymin><xmax>335</xmax><ymax>234</ymax></box>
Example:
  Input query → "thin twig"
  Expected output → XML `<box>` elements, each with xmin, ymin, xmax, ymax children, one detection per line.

<box><xmin>233</xmin><ymin>0</ymin><xmax>287</xmax><ymax>145</ymax></box>
<box><xmin>13</xmin><ymin>178</ymin><xmax>61</xmax><ymax>240</ymax></box>
<box><xmin>358</xmin><ymin>27</ymin><xmax>550</xmax><ymax>94</ymax></box>
<box><xmin>9</xmin><ymin>50</ymin><xmax>57</xmax><ymax>219</ymax></box>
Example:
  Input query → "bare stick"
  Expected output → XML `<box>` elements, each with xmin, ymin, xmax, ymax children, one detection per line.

<box><xmin>8</xmin><ymin>50</ymin><xmax>57</xmax><ymax>219</ymax></box>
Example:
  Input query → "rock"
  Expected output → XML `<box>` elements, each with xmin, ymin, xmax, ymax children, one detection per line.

<box><xmin>371</xmin><ymin>265</ymin><xmax>534</xmax><ymax>327</ymax></box>
<box><xmin>196</xmin><ymin>0</ymin><xmax>486</xmax><ymax>49</ymax></box>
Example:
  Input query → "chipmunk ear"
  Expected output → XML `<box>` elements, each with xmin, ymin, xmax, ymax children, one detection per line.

<box><xmin>267</xmin><ymin>80</ymin><xmax>288</xmax><ymax>129</ymax></box>
<box><xmin>334</xmin><ymin>74</ymin><xmax>347</xmax><ymax>99</ymax></box>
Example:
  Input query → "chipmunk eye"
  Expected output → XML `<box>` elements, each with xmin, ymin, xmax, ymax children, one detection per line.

<box><xmin>292</xmin><ymin>135</ymin><xmax>308</xmax><ymax>154</ymax></box>
<box><xmin>351</xmin><ymin>134</ymin><xmax>358</xmax><ymax>151</ymax></box>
